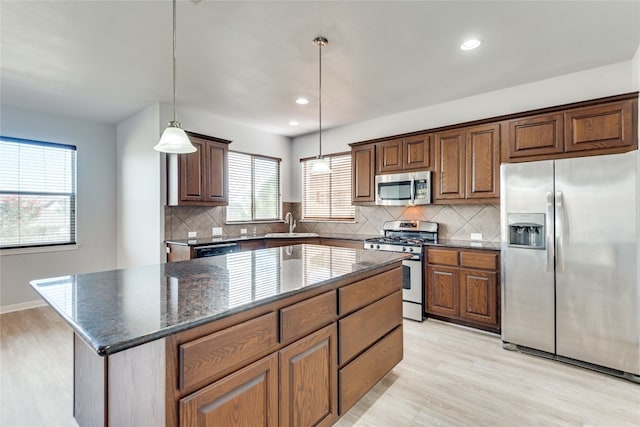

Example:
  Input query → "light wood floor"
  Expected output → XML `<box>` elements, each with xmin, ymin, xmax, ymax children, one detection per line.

<box><xmin>1</xmin><ymin>307</ymin><xmax>639</xmax><ymax>427</ymax></box>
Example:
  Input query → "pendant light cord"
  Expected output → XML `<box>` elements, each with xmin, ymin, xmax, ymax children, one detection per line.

<box><xmin>314</xmin><ymin>37</ymin><xmax>327</xmax><ymax>159</ymax></box>
<box><xmin>172</xmin><ymin>0</ymin><xmax>177</xmax><ymax>123</ymax></box>
<box><xmin>318</xmin><ymin>39</ymin><xmax>322</xmax><ymax>158</ymax></box>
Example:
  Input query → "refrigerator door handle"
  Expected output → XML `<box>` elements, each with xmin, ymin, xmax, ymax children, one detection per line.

<box><xmin>545</xmin><ymin>191</ymin><xmax>554</xmax><ymax>272</ymax></box>
<box><xmin>556</xmin><ymin>191</ymin><xmax>564</xmax><ymax>273</ymax></box>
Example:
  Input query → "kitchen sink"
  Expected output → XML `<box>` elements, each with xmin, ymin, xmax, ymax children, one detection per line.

<box><xmin>264</xmin><ymin>232</ymin><xmax>319</xmax><ymax>238</ymax></box>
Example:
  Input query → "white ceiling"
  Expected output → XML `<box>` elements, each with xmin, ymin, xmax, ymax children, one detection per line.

<box><xmin>1</xmin><ymin>1</ymin><xmax>639</xmax><ymax>137</ymax></box>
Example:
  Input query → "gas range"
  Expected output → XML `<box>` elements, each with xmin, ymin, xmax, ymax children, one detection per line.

<box><xmin>364</xmin><ymin>220</ymin><xmax>438</xmax><ymax>256</ymax></box>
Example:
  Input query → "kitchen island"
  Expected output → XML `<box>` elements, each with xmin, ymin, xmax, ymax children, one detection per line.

<box><xmin>30</xmin><ymin>244</ymin><xmax>406</xmax><ymax>427</ymax></box>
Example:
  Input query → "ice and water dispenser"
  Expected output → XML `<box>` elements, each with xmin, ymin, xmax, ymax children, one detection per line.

<box><xmin>507</xmin><ymin>213</ymin><xmax>545</xmax><ymax>249</ymax></box>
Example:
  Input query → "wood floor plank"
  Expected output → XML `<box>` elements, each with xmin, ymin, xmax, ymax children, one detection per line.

<box><xmin>1</xmin><ymin>307</ymin><xmax>639</xmax><ymax>427</ymax></box>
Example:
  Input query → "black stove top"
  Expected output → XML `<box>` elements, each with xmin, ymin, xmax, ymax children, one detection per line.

<box><xmin>365</xmin><ymin>236</ymin><xmax>434</xmax><ymax>246</ymax></box>
<box><xmin>364</xmin><ymin>220</ymin><xmax>438</xmax><ymax>254</ymax></box>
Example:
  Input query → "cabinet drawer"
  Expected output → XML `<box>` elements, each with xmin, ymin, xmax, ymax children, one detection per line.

<box><xmin>459</xmin><ymin>251</ymin><xmax>498</xmax><ymax>270</ymax></box>
<box><xmin>339</xmin><ymin>325</ymin><xmax>403</xmax><ymax>415</ymax></box>
<box><xmin>338</xmin><ymin>267</ymin><xmax>402</xmax><ymax>315</ymax></box>
<box><xmin>427</xmin><ymin>249</ymin><xmax>459</xmax><ymax>266</ymax></box>
<box><xmin>280</xmin><ymin>291</ymin><xmax>336</xmax><ymax>344</ymax></box>
<box><xmin>339</xmin><ymin>291</ymin><xmax>402</xmax><ymax>366</ymax></box>
<box><xmin>179</xmin><ymin>312</ymin><xmax>278</xmax><ymax>392</ymax></box>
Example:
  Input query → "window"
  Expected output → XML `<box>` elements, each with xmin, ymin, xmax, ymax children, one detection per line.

<box><xmin>227</xmin><ymin>151</ymin><xmax>281</xmax><ymax>222</ymax></box>
<box><xmin>0</xmin><ymin>137</ymin><xmax>77</xmax><ymax>249</ymax></box>
<box><xmin>302</xmin><ymin>153</ymin><xmax>355</xmax><ymax>221</ymax></box>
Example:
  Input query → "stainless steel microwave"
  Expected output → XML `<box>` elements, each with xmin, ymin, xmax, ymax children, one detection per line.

<box><xmin>375</xmin><ymin>171</ymin><xmax>431</xmax><ymax>206</ymax></box>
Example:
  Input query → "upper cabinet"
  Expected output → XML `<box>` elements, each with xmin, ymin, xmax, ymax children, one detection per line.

<box><xmin>507</xmin><ymin>113</ymin><xmax>564</xmax><ymax>159</ymax></box>
<box><xmin>434</xmin><ymin>123</ymin><xmax>500</xmax><ymax>203</ymax></box>
<box><xmin>377</xmin><ymin>134</ymin><xmax>432</xmax><ymax>174</ymax></box>
<box><xmin>564</xmin><ymin>99</ymin><xmax>635</xmax><ymax>153</ymax></box>
<box><xmin>349</xmin><ymin>92</ymin><xmax>637</xmax><ymax>206</ymax></box>
<box><xmin>167</xmin><ymin>133</ymin><xmax>231</xmax><ymax>206</ymax></box>
<box><xmin>351</xmin><ymin>144</ymin><xmax>376</xmax><ymax>204</ymax></box>
<box><xmin>504</xmin><ymin>95</ymin><xmax>637</xmax><ymax>163</ymax></box>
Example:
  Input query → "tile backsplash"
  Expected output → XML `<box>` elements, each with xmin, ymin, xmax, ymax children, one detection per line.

<box><xmin>165</xmin><ymin>202</ymin><xmax>500</xmax><ymax>242</ymax></box>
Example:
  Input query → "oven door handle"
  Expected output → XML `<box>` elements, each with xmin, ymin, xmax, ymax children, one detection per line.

<box><xmin>409</xmin><ymin>177</ymin><xmax>416</xmax><ymax>205</ymax></box>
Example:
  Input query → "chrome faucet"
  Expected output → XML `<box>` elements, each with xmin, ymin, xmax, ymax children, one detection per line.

<box><xmin>284</xmin><ymin>212</ymin><xmax>296</xmax><ymax>234</ymax></box>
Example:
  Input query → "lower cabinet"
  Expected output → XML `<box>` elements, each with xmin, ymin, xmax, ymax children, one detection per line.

<box><xmin>425</xmin><ymin>248</ymin><xmax>500</xmax><ymax>332</ymax></box>
<box><xmin>172</xmin><ymin>265</ymin><xmax>404</xmax><ymax>427</ymax></box>
<box><xmin>280</xmin><ymin>324</ymin><xmax>338</xmax><ymax>427</ymax></box>
<box><xmin>180</xmin><ymin>354</ymin><xmax>279</xmax><ymax>427</ymax></box>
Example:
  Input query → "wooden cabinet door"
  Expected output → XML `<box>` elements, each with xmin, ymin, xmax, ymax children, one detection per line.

<box><xmin>377</xmin><ymin>139</ymin><xmax>403</xmax><ymax>174</ymax></box>
<box><xmin>465</xmin><ymin>123</ymin><xmax>500</xmax><ymax>200</ymax></box>
<box><xmin>351</xmin><ymin>144</ymin><xmax>376</xmax><ymax>203</ymax></box>
<box><xmin>172</xmin><ymin>134</ymin><xmax>230</xmax><ymax>206</ymax></box>
<box><xmin>179</xmin><ymin>138</ymin><xmax>206</xmax><ymax>202</ymax></box>
<box><xmin>459</xmin><ymin>269</ymin><xmax>497</xmax><ymax>327</ymax></box>
<box><xmin>507</xmin><ymin>113</ymin><xmax>564</xmax><ymax>160</ymax></box>
<box><xmin>564</xmin><ymin>99</ymin><xmax>635</xmax><ymax>153</ymax></box>
<box><xmin>426</xmin><ymin>265</ymin><xmax>459</xmax><ymax>317</ymax></box>
<box><xmin>403</xmin><ymin>133</ymin><xmax>432</xmax><ymax>170</ymax></box>
<box><xmin>279</xmin><ymin>324</ymin><xmax>338</xmax><ymax>427</ymax></box>
<box><xmin>203</xmin><ymin>141</ymin><xmax>228</xmax><ymax>203</ymax></box>
<box><xmin>434</xmin><ymin>129</ymin><xmax>465</xmax><ymax>201</ymax></box>
<box><xmin>180</xmin><ymin>353</ymin><xmax>278</xmax><ymax>427</ymax></box>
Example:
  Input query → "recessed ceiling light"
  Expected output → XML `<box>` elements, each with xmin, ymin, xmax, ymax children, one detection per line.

<box><xmin>295</xmin><ymin>97</ymin><xmax>309</xmax><ymax>105</ymax></box>
<box><xmin>289</xmin><ymin>121</ymin><xmax>299</xmax><ymax>126</ymax></box>
<box><xmin>460</xmin><ymin>39</ymin><xmax>481</xmax><ymax>51</ymax></box>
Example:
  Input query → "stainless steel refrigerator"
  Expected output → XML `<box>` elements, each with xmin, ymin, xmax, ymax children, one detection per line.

<box><xmin>500</xmin><ymin>150</ymin><xmax>639</xmax><ymax>382</ymax></box>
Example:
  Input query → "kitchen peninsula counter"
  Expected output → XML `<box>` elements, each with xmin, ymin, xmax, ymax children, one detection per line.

<box><xmin>30</xmin><ymin>244</ymin><xmax>407</xmax><ymax>427</ymax></box>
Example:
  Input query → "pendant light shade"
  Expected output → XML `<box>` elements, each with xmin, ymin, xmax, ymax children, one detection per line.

<box><xmin>155</xmin><ymin>121</ymin><xmax>195</xmax><ymax>154</ymax></box>
<box><xmin>154</xmin><ymin>0</ymin><xmax>196</xmax><ymax>154</ymax></box>
<box><xmin>310</xmin><ymin>36</ymin><xmax>331</xmax><ymax>175</ymax></box>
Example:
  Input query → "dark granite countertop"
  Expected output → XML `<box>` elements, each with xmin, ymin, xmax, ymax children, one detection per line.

<box><xmin>165</xmin><ymin>234</ymin><xmax>499</xmax><ymax>250</ymax></box>
<box><xmin>30</xmin><ymin>244</ymin><xmax>406</xmax><ymax>356</ymax></box>
<box><xmin>164</xmin><ymin>232</ymin><xmax>375</xmax><ymax>246</ymax></box>
<box><xmin>426</xmin><ymin>239</ymin><xmax>500</xmax><ymax>251</ymax></box>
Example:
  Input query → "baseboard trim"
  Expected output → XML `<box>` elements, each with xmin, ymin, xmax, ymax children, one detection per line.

<box><xmin>0</xmin><ymin>299</ymin><xmax>46</xmax><ymax>314</ymax></box>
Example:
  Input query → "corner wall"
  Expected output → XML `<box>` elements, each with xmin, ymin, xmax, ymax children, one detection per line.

<box><xmin>116</xmin><ymin>104</ymin><xmax>164</xmax><ymax>268</ymax></box>
<box><xmin>0</xmin><ymin>106</ymin><xmax>117</xmax><ymax>311</ymax></box>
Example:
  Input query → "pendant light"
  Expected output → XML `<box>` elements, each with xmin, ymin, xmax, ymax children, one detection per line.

<box><xmin>310</xmin><ymin>36</ymin><xmax>331</xmax><ymax>174</ymax></box>
<box><xmin>154</xmin><ymin>0</ymin><xmax>196</xmax><ymax>154</ymax></box>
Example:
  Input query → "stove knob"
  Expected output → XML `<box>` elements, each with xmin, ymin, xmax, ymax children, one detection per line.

<box><xmin>376</xmin><ymin>244</ymin><xmax>381</xmax><ymax>250</ymax></box>
<box><xmin>408</xmin><ymin>247</ymin><xmax>414</xmax><ymax>252</ymax></box>
<box><xmin>369</xmin><ymin>244</ymin><xmax>375</xmax><ymax>249</ymax></box>
<box><xmin>402</xmin><ymin>247</ymin><xmax>407</xmax><ymax>252</ymax></box>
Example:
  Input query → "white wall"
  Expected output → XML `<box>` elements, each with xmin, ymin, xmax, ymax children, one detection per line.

<box><xmin>175</xmin><ymin>105</ymin><xmax>293</xmax><ymax>201</ymax></box>
<box><xmin>0</xmin><ymin>106</ymin><xmax>117</xmax><ymax>311</ymax></box>
<box><xmin>632</xmin><ymin>44</ymin><xmax>640</xmax><ymax>92</ymax></box>
<box><xmin>291</xmin><ymin>60</ymin><xmax>636</xmax><ymax>200</ymax></box>
<box><xmin>116</xmin><ymin>104</ymin><xmax>164</xmax><ymax>268</ymax></box>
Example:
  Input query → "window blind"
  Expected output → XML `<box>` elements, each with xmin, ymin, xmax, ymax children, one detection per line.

<box><xmin>302</xmin><ymin>153</ymin><xmax>355</xmax><ymax>220</ymax></box>
<box><xmin>227</xmin><ymin>152</ymin><xmax>281</xmax><ymax>222</ymax></box>
<box><xmin>0</xmin><ymin>137</ymin><xmax>77</xmax><ymax>249</ymax></box>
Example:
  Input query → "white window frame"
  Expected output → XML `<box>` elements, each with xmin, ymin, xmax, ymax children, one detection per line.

<box><xmin>226</xmin><ymin>151</ymin><xmax>281</xmax><ymax>223</ymax></box>
<box><xmin>0</xmin><ymin>136</ymin><xmax>77</xmax><ymax>250</ymax></box>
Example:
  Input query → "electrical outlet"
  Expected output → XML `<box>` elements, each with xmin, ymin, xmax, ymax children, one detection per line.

<box><xmin>188</xmin><ymin>231</ymin><xmax>197</xmax><ymax>238</ymax></box>
<box><xmin>211</xmin><ymin>227</ymin><xmax>223</xmax><ymax>236</ymax></box>
<box><xmin>470</xmin><ymin>233</ymin><xmax>482</xmax><ymax>241</ymax></box>
<box><xmin>240</xmin><ymin>228</ymin><xmax>247</xmax><ymax>235</ymax></box>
